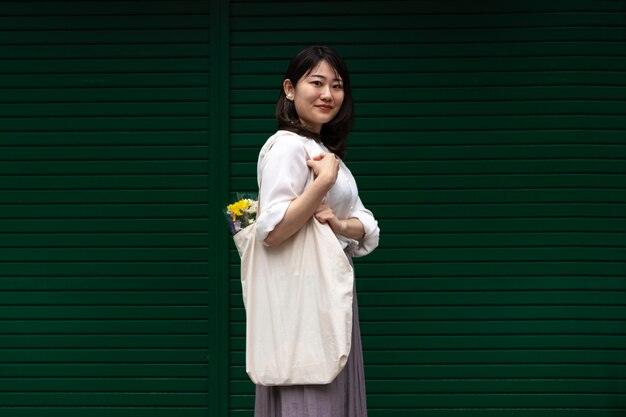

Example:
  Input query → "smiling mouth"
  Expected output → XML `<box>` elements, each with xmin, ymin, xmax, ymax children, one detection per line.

<box><xmin>317</xmin><ymin>105</ymin><xmax>333</xmax><ymax>110</ymax></box>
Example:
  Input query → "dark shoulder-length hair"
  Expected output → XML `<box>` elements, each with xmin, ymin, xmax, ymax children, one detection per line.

<box><xmin>275</xmin><ymin>45</ymin><xmax>355</xmax><ymax>159</ymax></box>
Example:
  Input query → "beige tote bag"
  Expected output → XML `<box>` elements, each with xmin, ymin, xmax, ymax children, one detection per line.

<box><xmin>234</xmin><ymin>210</ymin><xmax>354</xmax><ymax>386</ymax></box>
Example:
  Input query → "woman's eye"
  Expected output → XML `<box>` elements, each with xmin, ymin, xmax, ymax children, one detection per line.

<box><xmin>333</xmin><ymin>84</ymin><xmax>343</xmax><ymax>89</ymax></box>
<box><xmin>312</xmin><ymin>81</ymin><xmax>322</xmax><ymax>86</ymax></box>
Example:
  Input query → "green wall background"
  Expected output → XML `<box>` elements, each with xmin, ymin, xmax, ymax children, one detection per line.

<box><xmin>1</xmin><ymin>1</ymin><xmax>625</xmax><ymax>416</ymax></box>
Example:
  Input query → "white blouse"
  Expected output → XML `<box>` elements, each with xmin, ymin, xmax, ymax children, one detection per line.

<box><xmin>255</xmin><ymin>130</ymin><xmax>380</xmax><ymax>257</ymax></box>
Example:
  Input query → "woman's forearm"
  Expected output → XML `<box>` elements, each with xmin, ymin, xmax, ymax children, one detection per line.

<box><xmin>338</xmin><ymin>217</ymin><xmax>365</xmax><ymax>240</ymax></box>
<box><xmin>264</xmin><ymin>175</ymin><xmax>334</xmax><ymax>247</ymax></box>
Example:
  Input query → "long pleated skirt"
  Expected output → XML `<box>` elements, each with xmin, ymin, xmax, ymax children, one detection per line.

<box><xmin>254</xmin><ymin>267</ymin><xmax>368</xmax><ymax>417</ymax></box>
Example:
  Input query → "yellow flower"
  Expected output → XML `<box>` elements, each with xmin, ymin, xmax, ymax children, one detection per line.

<box><xmin>227</xmin><ymin>199</ymin><xmax>251</xmax><ymax>220</ymax></box>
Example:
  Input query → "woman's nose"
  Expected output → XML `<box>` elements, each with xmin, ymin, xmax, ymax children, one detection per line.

<box><xmin>320</xmin><ymin>86</ymin><xmax>332</xmax><ymax>100</ymax></box>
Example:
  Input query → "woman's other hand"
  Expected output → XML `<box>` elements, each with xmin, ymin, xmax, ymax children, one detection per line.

<box><xmin>314</xmin><ymin>204</ymin><xmax>344</xmax><ymax>234</ymax></box>
<box><xmin>307</xmin><ymin>152</ymin><xmax>339</xmax><ymax>188</ymax></box>
<box><xmin>315</xmin><ymin>204</ymin><xmax>365</xmax><ymax>240</ymax></box>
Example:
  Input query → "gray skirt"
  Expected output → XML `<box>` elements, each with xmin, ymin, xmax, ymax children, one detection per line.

<box><xmin>254</xmin><ymin>265</ymin><xmax>368</xmax><ymax>417</ymax></box>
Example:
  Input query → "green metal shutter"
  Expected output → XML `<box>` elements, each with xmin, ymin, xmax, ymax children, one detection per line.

<box><xmin>0</xmin><ymin>2</ymin><xmax>214</xmax><ymax>416</ymax></box>
<box><xmin>228</xmin><ymin>1</ymin><xmax>626</xmax><ymax>416</ymax></box>
<box><xmin>2</xmin><ymin>0</ymin><xmax>625</xmax><ymax>416</ymax></box>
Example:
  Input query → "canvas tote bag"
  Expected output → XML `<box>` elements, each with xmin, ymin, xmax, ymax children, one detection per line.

<box><xmin>233</xmin><ymin>165</ymin><xmax>354</xmax><ymax>386</ymax></box>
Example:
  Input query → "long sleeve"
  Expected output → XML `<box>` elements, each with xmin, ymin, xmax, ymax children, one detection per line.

<box><xmin>347</xmin><ymin>195</ymin><xmax>380</xmax><ymax>257</ymax></box>
<box><xmin>255</xmin><ymin>133</ymin><xmax>310</xmax><ymax>244</ymax></box>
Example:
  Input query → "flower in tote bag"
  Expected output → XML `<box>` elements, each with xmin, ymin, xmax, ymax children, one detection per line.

<box><xmin>225</xmin><ymin>194</ymin><xmax>258</xmax><ymax>235</ymax></box>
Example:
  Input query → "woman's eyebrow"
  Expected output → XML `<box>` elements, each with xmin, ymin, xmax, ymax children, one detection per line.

<box><xmin>309</xmin><ymin>74</ymin><xmax>343</xmax><ymax>82</ymax></box>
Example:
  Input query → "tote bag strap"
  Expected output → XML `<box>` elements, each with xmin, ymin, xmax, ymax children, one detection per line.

<box><xmin>258</xmin><ymin>138</ymin><xmax>322</xmax><ymax>213</ymax></box>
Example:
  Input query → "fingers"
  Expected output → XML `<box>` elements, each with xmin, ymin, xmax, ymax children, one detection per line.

<box><xmin>307</xmin><ymin>152</ymin><xmax>340</xmax><ymax>186</ymax></box>
<box><xmin>315</xmin><ymin>204</ymin><xmax>329</xmax><ymax>213</ymax></box>
<box><xmin>314</xmin><ymin>204</ymin><xmax>330</xmax><ymax>220</ymax></box>
<box><xmin>314</xmin><ymin>211</ymin><xmax>332</xmax><ymax>224</ymax></box>
<box><xmin>311</xmin><ymin>152</ymin><xmax>339</xmax><ymax>161</ymax></box>
<box><xmin>314</xmin><ymin>205</ymin><xmax>337</xmax><ymax>227</ymax></box>
<box><xmin>316</xmin><ymin>153</ymin><xmax>340</xmax><ymax>171</ymax></box>
<box><xmin>315</xmin><ymin>211</ymin><xmax>343</xmax><ymax>233</ymax></box>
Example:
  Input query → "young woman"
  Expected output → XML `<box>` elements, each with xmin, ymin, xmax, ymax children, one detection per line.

<box><xmin>254</xmin><ymin>45</ymin><xmax>380</xmax><ymax>417</ymax></box>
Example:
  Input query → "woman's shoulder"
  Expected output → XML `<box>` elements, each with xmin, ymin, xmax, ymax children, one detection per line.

<box><xmin>272</xmin><ymin>129</ymin><xmax>313</xmax><ymax>145</ymax></box>
<box><xmin>259</xmin><ymin>130</ymin><xmax>317</xmax><ymax>160</ymax></box>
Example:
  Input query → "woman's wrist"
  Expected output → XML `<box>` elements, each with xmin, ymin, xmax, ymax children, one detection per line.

<box><xmin>331</xmin><ymin>220</ymin><xmax>347</xmax><ymax>235</ymax></box>
<box><xmin>314</xmin><ymin>172</ymin><xmax>336</xmax><ymax>191</ymax></box>
<box><xmin>339</xmin><ymin>218</ymin><xmax>365</xmax><ymax>240</ymax></box>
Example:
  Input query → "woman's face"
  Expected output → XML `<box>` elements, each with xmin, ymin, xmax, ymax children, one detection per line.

<box><xmin>283</xmin><ymin>60</ymin><xmax>345</xmax><ymax>134</ymax></box>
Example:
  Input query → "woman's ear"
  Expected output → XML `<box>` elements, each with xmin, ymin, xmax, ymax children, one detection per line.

<box><xmin>283</xmin><ymin>79</ymin><xmax>294</xmax><ymax>100</ymax></box>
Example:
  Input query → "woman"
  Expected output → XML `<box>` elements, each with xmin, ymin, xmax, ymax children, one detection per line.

<box><xmin>254</xmin><ymin>45</ymin><xmax>380</xmax><ymax>417</ymax></box>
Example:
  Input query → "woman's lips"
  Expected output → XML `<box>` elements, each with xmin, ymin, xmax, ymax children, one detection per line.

<box><xmin>317</xmin><ymin>105</ymin><xmax>333</xmax><ymax>111</ymax></box>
